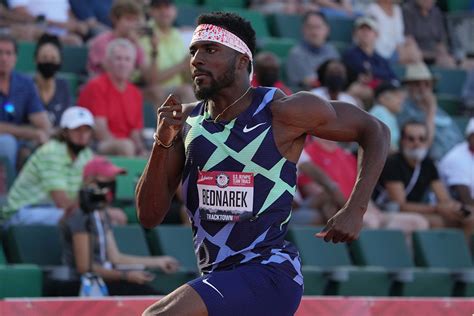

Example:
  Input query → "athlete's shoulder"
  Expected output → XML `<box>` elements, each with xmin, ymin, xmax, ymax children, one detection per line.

<box><xmin>270</xmin><ymin>90</ymin><xmax>331</xmax><ymax>116</ymax></box>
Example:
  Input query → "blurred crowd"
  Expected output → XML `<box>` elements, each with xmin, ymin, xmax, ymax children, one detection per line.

<box><xmin>0</xmin><ymin>0</ymin><xmax>474</xmax><ymax>294</ymax></box>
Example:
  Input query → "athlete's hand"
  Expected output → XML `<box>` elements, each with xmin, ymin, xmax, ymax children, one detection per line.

<box><xmin>315</xmin><ymin>205</ymin><xmax>365</xmax><ymax>243</ymax></box>
<box><xmin>156</xmin><ymin>94</ymin><xmax>183</xmax><ymax>146</ymax></box>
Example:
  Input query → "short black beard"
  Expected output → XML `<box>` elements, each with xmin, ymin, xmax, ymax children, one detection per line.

<box><xmin>193</xmin><ymin>56</ymin><xmax>237</xmax><ymax>100</ymax></box>
<box><xmin>66</xmin><ymin>139</ymin><xmax>86</xmax><ymax>156</ymax></box>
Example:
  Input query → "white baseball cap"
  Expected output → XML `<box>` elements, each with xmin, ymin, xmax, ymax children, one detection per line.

<box><xmin>60</xmin><ymin>106</ymin><xmax>94</xmax><ymax>129</ymax></box>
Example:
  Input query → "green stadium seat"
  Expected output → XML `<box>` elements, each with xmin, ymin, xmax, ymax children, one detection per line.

<box><xmin>0</xmin><ymin>264</ymin><xmax>43</xmax><ymax>298</ymax></box>
<box><xmin>224</xmin><ymin>8</ymin><xmax>271</xmax><ymax>40</ymax></box>
<box><xmin>431</xmin><ymin>67</ymin><xmax>468</xmax><ymax>96</ymax></box>
<box><xmin>413</xmin><ymin>229</ymin><xmax>474</xmax><ymax>296</ymax></box>
<box><xmin>266</xmin><ymin>13</ymin><xmax>303</xmax><ymax>40</ymax></box>
<box><xmin>147</xmin><ymin>225</ymin><xmax>199</xmax><ymax>273</ymax></box>
<box><xmin>350</xmin><ymin>229</ymin><xmax>453</xmax><ymax>297</ymax></box>
<box><xmin>204</xmin><ymin>0</ymin><xmax>246</xmax><ymax>9</ymax></box>
<box><xmin>61</xmin><ymin>45</ymin><xmax>88</xmax><ymax>75</ymax></box>
<box><xmin>437</xmin><ymin>94</ymin><xmax>462</xmax><ymax>116</ymax></box>
<box><xmin>175</xmin><ymin>4</ymin><xmax>207</xmax><ymax>27</ymax></box>
<box><xmin>326</xmin><ymin>16</ymin><xmax>355</xmax><ymax>43</ymax></box>
<box><xmin>6</xmin><ymin>225</ymin><xmax>62</xmax><ymax>266</ymax></box>
<box><xmin>0</xmin><ymin>231</ymin><xmax>43</xmax><ymax>298</ymax></box>
<box><xmin>143</xmin><ymin>102</ymin><xmax>157</xmax><ymax>129</ymax></box>
<box><xmin>113</xmin><ymin>224</ymin><xmax>151</xmax><ymax>256</ymax></box>
<box><xmin>107</xmin><ymin>156</ymin><xmax>147</xmax><ymax>223</ymax></box>
<box><xmin>107</xmin><ymin>156</ymin><xmax>147</xmax><ymax>203</ymax></box>
<box><xmin>174</xmin><ymin>0</ymin><xmax>199</xmax><ymax>5</ymax></box>
<box><xmin>113</xmin><ymin>224</ymin><xmax>196</xmax><ymax>294</ymax></box>
<box><xmin>15</xmin><ymin>41</ymin><xmax>36</xmax><ymax>73</ymax></box>
<box><xmin>259</xmin><ymin>37</ymin><xmax>296</xmax><ymax>60</ymax></box>
<box><xmin>287</xmin><ymin>226</ymin><xmax>391</xmax><ymax>296</ymax></box>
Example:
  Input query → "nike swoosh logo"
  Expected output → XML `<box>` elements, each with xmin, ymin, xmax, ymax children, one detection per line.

<box><xmin>202</xmin><ymin>278</ymin><xmax>224</xmax><ymax>298</ymax></box>
<box><xmin>243</xmin><ymin>122</ymin><xmax>266</xmax><ymax>133</ymax></box>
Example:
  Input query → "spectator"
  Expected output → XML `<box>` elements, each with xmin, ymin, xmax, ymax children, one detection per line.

<box><xmin>402</xmin><ymin>0</ymin><xmax>456</xmax><ymax>68</ymax></box>
<box><xmin>7</xmin><ymin>0</ymin><xmax>89</xmax><ymax>45</ymax></box>
<box><xmin>343</xmin><ymin>16</ymin><xmax>397</xmax><ymax>86</ymax></box>
<box><xmin>310</xmin><ymin>59</ymin><xmax>359</xmax><ymax>106</ymax></box>
<box><xmin>78</xmin><ymin>38</ymin><xmax>147</xmax><ymax>157</ymax></box>
<box><xmin>87</xmin><ymin>0</ymin><xmax>158</xmax><ymax>86</ymax></box>
<box><xmin>374</xmin><ymin>121</ymin><xmax>474</xmax><ymax>237</ymax></box>
<box><xmin>69</xmin><ymin>0</ymin><xmax>113</xmax><ymax>30</ymax></box>
<box><xmin>33</xmin><ymin>33</ymin><xmax>72</xmax><ymax>129</ymax></box>
<box><xmin>140</xmin><ymin>0</ymin><xmax>194</xmax><ymax>104</ymax></box>
<box><xmin>299</xmin><ymin>136</ymin><xmax>429</xmax><ymax>234</ymax></box>
<box><xmin>1</xmin><ymin>107</ymin><xmax>93</xmax><ymax>225</ymax></box>
<box><xmin>251</xmin><ymin>51</ymin><xmax>292</xmax><ymax>95</ymax></box>
<box><xmin>314</xmin><ymin>0</ymin><xmax>356</xmax><ymax>18</ymax></box>
<box><xmin>59</xmin><ymin>156</ymin><xmax>179</xmax><ymax>296</ymax></box>
<box><xmin>250</xmin><ymin>0</ymin><xmax>319</xmax><ymax>15</ymax></box>
<box><xmin>294</xmin><ymin>148</ymin><xmax>346</xmax><ymax>225</ymax></box>
<box><xmin>369</xmin><ymin>80</ymin><xmax>405</xmax><ymax>152</ymax></box>
<box><xmin>398</xmin><ymin>62</ymin><xmax>463</xmax><ymax>161</ymax></box>
<box><xmin>0</xmin><ymin>34</ymin><xmax>51</xmax><ymax>172</ymax></box>
<box><xmin>439</xmin><ymin>118</ymin><xmax>474</xmax><ymax>209</ymax></box>
<box><xmin>366</xmin><ymin>0</ymin><xmax>422</xmax><ymax>64</ymax></box>
<box><xmin>286</xmin><ymin>11</ymin><xmax>339</xmax><ymax>89</ymax></box>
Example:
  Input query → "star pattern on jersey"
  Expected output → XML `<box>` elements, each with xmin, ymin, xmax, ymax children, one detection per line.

<box><xmin>184</xmin><ymin>115</ymin><xmax>296</xmax><ymax>217</ymax></box>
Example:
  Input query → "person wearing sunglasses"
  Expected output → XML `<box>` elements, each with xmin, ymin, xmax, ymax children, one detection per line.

<box><xmin>374</xmin><ymin>120</ymin><xmax>474</xmax><ymax>238</ymax></box>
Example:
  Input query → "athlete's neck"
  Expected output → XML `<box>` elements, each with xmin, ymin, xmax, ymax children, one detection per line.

<box><xmin>207</xmin><ymin>84</ymin><xmax>253</xmax><ymax>122</ymax></box>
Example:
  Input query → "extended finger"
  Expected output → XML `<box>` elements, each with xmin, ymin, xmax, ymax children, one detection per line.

<box><xmin>162</xmin><ymin>93</ymin><xmax>181</xmax><ymax>106</ymax></box>
<box><xmin>315</xmin><ymin>225</ymin><xmax>330</xmax><ymax>238</ymax></box>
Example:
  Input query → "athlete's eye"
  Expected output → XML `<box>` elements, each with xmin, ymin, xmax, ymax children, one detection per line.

<box><xmin>206</xmin><ymin>48</ymin><xmax>216</xmax><ymax>54</ymax></box>
<box><xmin>189</xmin><ymin>49</ymin><xmax>196</xmax><ymax>56</ymax></box>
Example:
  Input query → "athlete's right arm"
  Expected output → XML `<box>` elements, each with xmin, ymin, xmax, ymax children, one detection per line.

<box><xmin>135</xmin><ymin>95</ymin><xmax>190</xmax><ymax>228</ymax></box>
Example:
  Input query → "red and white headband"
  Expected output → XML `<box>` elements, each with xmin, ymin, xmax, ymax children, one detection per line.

<box><xmin>191</xmin><ymin>24</ymin><xmax>253</xmax><ymax>79</ymax></box>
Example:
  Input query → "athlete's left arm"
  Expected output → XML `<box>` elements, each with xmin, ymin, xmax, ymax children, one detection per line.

<box><xmin>273</xmin><ymin>91</ymin><xmax>391</xmax><ymax>243</ymax></box>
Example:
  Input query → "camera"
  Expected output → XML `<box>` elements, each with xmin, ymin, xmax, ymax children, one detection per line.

<box><xmin>79</xmin><ymin>185</ymin><xmax>108</xmax><ymax>214</ymax></box>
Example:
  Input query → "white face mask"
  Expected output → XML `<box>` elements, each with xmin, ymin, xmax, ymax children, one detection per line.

<box><xmin>403</xmin><ymin>147</ymin><xmax>428</xmax><ymax>161</ymax></box>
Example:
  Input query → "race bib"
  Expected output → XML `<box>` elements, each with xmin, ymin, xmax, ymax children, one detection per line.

<box><xmin>197</xmin><ymin>170</ymin><xmax>254</xmax><ymax>222</ymax></box>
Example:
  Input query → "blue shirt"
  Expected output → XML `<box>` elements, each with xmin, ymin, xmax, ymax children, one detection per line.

<box><xmin>343</xmin><ymin>45</ymin><xmax>397</xmax><ymax>82</ymax></box>
<box><xmin>69</xmin><ymin>0</ymin><xmax>113</xmax><ymax>27</ymax></box>
<box><xmin>0</xmin><ymin>72</ymin><xmax>45</xmax><ymax>125</ymax></box>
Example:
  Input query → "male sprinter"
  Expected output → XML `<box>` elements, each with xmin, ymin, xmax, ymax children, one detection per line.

<box><xmin>136</xmin><ymin>12</ymin><xmax>390</xmax><ymax>316</ymax></box>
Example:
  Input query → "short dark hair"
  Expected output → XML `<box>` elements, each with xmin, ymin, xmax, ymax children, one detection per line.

<box><xmin>317</xmin><ymin>58</ymin><xmax>345</xmax><ymax>86</ymax></box>
<box><xmin>0</xmin><ymin>33</ymin><xmax>18</xmax><ymax>54</ymax></box>
<box><xmin>34</xmin><ymin>33</ymin><xmax>62</xmax><ymax>60</ymax></box>
<box><xmin>196</xmin><ymin>12</ymin><xmax>256</xmax><ymax>61</ymax></box>
<box><xmin>302</xmin><ymin>11</ymin><xmax>328</xmax><ymax>25</ymax></box>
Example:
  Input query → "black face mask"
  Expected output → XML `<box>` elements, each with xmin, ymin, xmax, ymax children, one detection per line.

<box><xmin>37</xmin><ymin>62</ymin><xmax>61</xmax><ymax>79</ymax></box>
<box><xmin>97</xmin><ymin>180</ymin><xmax>117</xmax><ymax>203</ymax></box>
<box><xmin>66</xmin><ymin>139</ymin><xmax>86</xmax><ymax>156</ymax></box>
<box><xmin>324</xmin><ymin>74</ymin><xmax>346</xmax><ymax>92</ymax></box>
<box><xmin>258</xmin><ymin>70</ymin><xmax>279</xmax><ymax>87</ymax></box>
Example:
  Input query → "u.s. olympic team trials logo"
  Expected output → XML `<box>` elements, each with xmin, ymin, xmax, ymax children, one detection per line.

<box><xmin>216</xmin><ymin>173</ymin><xmax>230</xmax><ymax>188</ymax></box>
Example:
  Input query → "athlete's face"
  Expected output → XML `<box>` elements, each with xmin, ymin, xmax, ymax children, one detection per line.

<box><xmin>189</xmin><ymin>41</ymin><xmax>238</xmax><ymax>100</ymax></box>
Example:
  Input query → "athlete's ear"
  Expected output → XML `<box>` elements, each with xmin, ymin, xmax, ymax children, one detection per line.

<box><xmin>238</xmin><ymin>55</ymin><xmax>250</xmax><ymax>71</ymax></box>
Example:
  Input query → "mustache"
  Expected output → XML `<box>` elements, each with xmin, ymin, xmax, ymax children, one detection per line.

<box><xmin>193</xmin><ymin>68</ymin><xmax>212</xmax><ymax>77</ymax></box>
